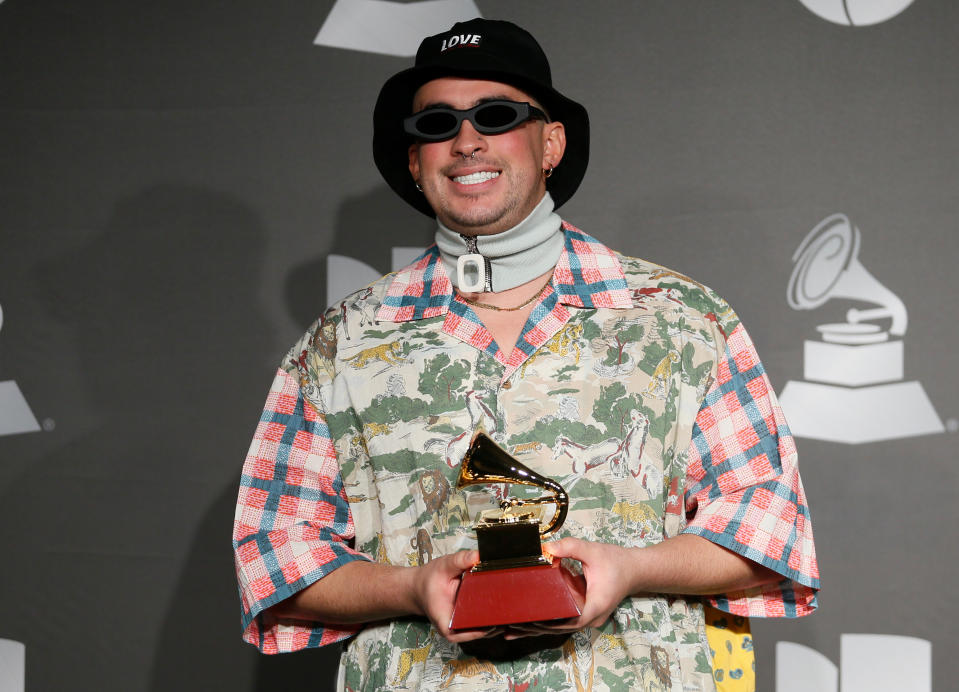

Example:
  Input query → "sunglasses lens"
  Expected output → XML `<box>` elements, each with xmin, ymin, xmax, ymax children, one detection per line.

<box><xmin>473</xmin><ymin>103</ymin><xmax>523</xmax><ymax>132</ymax></box>
<box><xmin>412</xmin><ymin>111</ymin><xmax>458</xmax><ymax>137</ymax></box>
<box><xmin>406</xmin><ymin>101</ymin><xmax>536</xmax><ymax>140</ymax></box>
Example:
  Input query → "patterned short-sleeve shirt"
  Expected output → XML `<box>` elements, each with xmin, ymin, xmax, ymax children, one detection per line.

<box><xmin>233</xmin><ymin>225</ymin><xmax>819</xmax><ymax>690</ymax></box>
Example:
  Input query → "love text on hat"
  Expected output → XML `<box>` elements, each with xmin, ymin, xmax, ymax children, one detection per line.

<box><xmin>440</xmin><ymin>34</ymin><xmax>481</xmax><ymax>52</ymax></box>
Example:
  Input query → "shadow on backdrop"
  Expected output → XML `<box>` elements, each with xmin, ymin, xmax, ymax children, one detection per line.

<box><xmin>0</xmin><ymin>184</ymin><xmax>278</xmax><ymax>691</ymax></box>
<box><xmin>120</xmin><ymin>184</ymin><xmax>341</xmax><ymax>690</ymax></box>
<box><xmin>284</xmin><ymin>185</ymin><xmax>433</xmax><ymax>327</ymax></box>
<box><xmin>151</xmin><ymin>481</ymin><xmax>344</xmax><ymax>692</ymax></box>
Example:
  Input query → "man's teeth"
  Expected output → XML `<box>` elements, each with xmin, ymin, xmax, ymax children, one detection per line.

<box><xmin>453</xmin><ymin>171</ymin><xmax>500</xmax><ymax>185</ymax></box>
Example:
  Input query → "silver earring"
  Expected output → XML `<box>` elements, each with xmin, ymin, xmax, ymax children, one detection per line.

<box><xmin>415</xmin><ymin>182</ymin><xmax>423</xmax><ymax>192</ymax></box>
<box><xmin>543</xmin><ymin>164</ymin><xmax>553</xmax><ymax>179</ymax></box>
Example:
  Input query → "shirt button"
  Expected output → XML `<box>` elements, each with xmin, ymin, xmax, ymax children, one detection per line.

<box><xmin>502</xmin><ymin>381</ymin><xmax>512</xmax><ymax>390</ymax></box>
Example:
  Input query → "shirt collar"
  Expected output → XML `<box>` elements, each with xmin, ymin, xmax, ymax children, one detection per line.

<box><xmin>376</xmin><ymin>223</ymin><xmax>632</xmax><ymax>322</ymax></box>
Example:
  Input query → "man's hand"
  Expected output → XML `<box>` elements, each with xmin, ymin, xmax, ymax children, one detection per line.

<box><xmin>410</xmin><ymin>549</ymin><xmax>502</xmax><ymax>643</ymax></box>
<box><xmin>270</xmin><ymin>549</ymin><xmax>500</xmax><ymax>643</ymax></box>
<box><xmin>503</xmin><ymin>538</ymin><xmax>638</xmax><ymax>638</ymax></box>
<box><xmin>546</xmin><ymin>538</ymin><xmax>639</xmax><ymax>628</ymax></box>
<box><xmin>503</xmin><ymin>534</ymin><xmax>783</xmax><ymax>638</ymax></box>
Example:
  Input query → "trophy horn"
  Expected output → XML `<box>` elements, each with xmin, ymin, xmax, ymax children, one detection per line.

<box><xmin>456</xmin><ymin>428</ymin><xmax>569</xmax><ymax>536</ymax></box>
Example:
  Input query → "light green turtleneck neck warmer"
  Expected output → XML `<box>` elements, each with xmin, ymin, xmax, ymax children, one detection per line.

<box><xmin>435</xmin><ymin>192</ymin><xmax>564</xmax><ymax>293</ymax></box>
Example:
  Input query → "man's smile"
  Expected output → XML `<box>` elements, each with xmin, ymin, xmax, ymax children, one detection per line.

<box><xmin>451</xmin><ymin>170</ymin><xmax>501</xmax><ymax>185</ymax></box>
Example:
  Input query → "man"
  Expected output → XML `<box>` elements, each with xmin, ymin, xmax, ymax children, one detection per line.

<box><xmin>233</xmin><ymin>18</ymin><xmax>819</xmax><ymax>691</ymax></box>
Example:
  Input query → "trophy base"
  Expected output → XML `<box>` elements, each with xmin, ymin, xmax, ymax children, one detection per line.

<box><xmin>449</xmin><ymin>561</ymin><xmax>581</xmax><ymax>630</ymax></box>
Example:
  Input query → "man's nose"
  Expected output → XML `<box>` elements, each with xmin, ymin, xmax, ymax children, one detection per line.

<box><xmin>450</xmin><ymin>118</ymin><xmax>485</xmax><ymax>159</ymax></box>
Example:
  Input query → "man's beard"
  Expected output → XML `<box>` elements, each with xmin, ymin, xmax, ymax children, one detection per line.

<box><xmin>442</xmin><ymin>193</ymin><xmax>522</xmax><ymax>232</ymax></box>
<box><xmin>432</xmin><ymin>164</ymin><xmax>540</xmax><ymax>235</ymax></box>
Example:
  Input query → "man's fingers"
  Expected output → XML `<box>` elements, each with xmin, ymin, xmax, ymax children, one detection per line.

<box><xmin>445</xmin><ymin>626</ymin><xmax>499</xmax><ymax>643</ymax></box>
<box><xmin>441</xmin><ymin>549</ymin><xmax>478</xmax><ymax>574</ymax></box>
<box><xmin>424</xmin><ymin>549</ymin><xmax>477</xmax><ymax>584</ymax></box>
<box><xmin>544</xmin><ymin>536</ymin><xmax>591</xmax><ymax>561</ymax></box>
<box><xmin>543</xmin><ymin>537</ymin><xmax>572</xmax><ymax>559</ymax></box>
<box><xmin>456</xmin><ymin>549</ymin><xmax>479</xmax><ymax>569</ymax></box>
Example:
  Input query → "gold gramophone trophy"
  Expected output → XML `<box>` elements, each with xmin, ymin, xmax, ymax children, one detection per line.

<box><xmin>448</xmin><ymin>428</ymin><xmax>582</xmax><ymax>630</ymax></box>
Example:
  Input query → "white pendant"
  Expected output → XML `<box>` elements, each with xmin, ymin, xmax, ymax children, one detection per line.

<box><xmin>457</xmin><ymin>253</ymin><xmax>486</xmax><ymax>293</ymax></box>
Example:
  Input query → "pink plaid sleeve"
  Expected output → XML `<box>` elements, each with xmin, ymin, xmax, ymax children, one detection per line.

<box><xmin>233</xmin><ymin>368</ymin><xmax>371</xmax><ymax>653</ymax></box>
<box><xmin>682</xmin><ymin>323</ymin><xmax>820</xmax><ymax>618</ymax></box>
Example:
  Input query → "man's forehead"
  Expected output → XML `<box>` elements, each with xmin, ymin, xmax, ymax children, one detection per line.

<box><xmin>411</xmin><ymin>77</ymin><xmax>537</xmax><ymax>111</ymax></box>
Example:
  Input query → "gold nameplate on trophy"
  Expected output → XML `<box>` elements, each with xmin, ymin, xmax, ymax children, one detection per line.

<box><xmin>448</xmin><ymin>428</ymin><xmax>581</xmax><ymax>630</ymax></box>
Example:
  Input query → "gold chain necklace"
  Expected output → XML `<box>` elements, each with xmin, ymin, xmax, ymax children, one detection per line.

<box><xmin>457</xmin><ymin>272</ymin><xmax>554</xmax><ymax>312</ymax></box>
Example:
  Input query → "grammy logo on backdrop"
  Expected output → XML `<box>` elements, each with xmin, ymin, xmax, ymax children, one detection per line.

<box><xmin>313</xmin><ymin>0</ymin><xmax>480</xmax><ymax>57</ymax></box>
<box><xmin>0</xmin><ymin>638</ymin><xmax>25</xmax><ymax>692</ymax></box>
<box><xmin>778</xmin><ymin>634</ymin><xmax>931</xmax><ymax>692</ymax></box>
<box><xmin>795</xmin><ymin>0</ymin><xmax>916</xmax><ymax>27</ymax></box>
<box><xmin>0</xmin><ymin>302</ymin><xmax>41</xmax><ymax>437</ymax></box>
<box><xmin>778</xmin><ymin>213</ymin><xmax>943</xmax><ymax>444</ymax></box>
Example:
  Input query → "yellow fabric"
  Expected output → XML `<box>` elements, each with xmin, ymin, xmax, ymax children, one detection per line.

<box><xmin>704</xmin><ymin>605</ymin><xmax>755</xmax><ymax>692</ymax></box>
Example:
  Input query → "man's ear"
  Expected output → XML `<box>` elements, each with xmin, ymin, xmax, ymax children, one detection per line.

<box><xmin>408</xmin><ymin>143</ymin><xmax>421</xmax><ymax>184</ymax></box>
<box><xmin>542</xmin><ymin>121</ymin><xmax>566</xmax><ymax>169</ymax></box>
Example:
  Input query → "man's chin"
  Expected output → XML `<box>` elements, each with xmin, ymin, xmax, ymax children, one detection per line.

<box><xmin>440</xmin><ymin>204</ymin><xmax>516</xmax><ymax>236</ymax></box>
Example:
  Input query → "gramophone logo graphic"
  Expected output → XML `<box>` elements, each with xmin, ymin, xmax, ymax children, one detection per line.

<box><xmin>0</xmin><ymin>302</ymin><xmax>41</xmax><ymax>437</ymax></box>
<box><xmin>314</xmin><ymin>0</ymin><xmax>481</xmax><ymax>56</ymax></box>
<box><xmin>778</xmin><ymin>214</ymin><xmax>944</xmax><ymax>444</ymax></box>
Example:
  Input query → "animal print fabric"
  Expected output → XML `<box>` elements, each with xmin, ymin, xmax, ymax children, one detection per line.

<box><xmin>233</xmin><ymin>227</ymin><xmax>818</xmax><ymax>690</ymax></box>
<box><xmin>704</xmin><ymin>605</ymin><xmax>755</xmax><ymax>691</ymax></box>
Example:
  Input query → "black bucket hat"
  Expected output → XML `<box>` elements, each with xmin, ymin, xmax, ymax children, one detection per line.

<box><xmin>373</xmin><ymin>18</ymin><xmax>590</xmax><ymax>217</ymax></box>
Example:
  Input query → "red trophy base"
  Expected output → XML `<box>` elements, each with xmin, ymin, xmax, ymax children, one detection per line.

<box><xmin>448</xmin><ymin>561</ymin><xmax>581</xmax><ymax>630</ymax></box>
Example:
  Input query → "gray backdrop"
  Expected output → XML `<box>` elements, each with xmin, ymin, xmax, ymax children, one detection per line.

<box><xmin>1</xmin><ymin>1</ymin><xmax>956</xmax><ymax>690</ymax></box>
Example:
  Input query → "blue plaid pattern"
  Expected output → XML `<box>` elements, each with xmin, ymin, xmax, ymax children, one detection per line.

<box><xmin>233</xmin><ymin>370</ymin><xmax>369</xmax><ymax>652</ymax></box>
<box><xmin>683</xmin><ymin>324</ymin><xmax>819</xmax><ymax>617</ymax></box>
<box><xmin>377</xmin><ymin>246</ymin><xmax>454</xmax><ymax>321</ymax></box>
<box><xmin>552</xmin><ymin>226</ymin><xmax>632</xmax><ymax>307</ymax></box>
